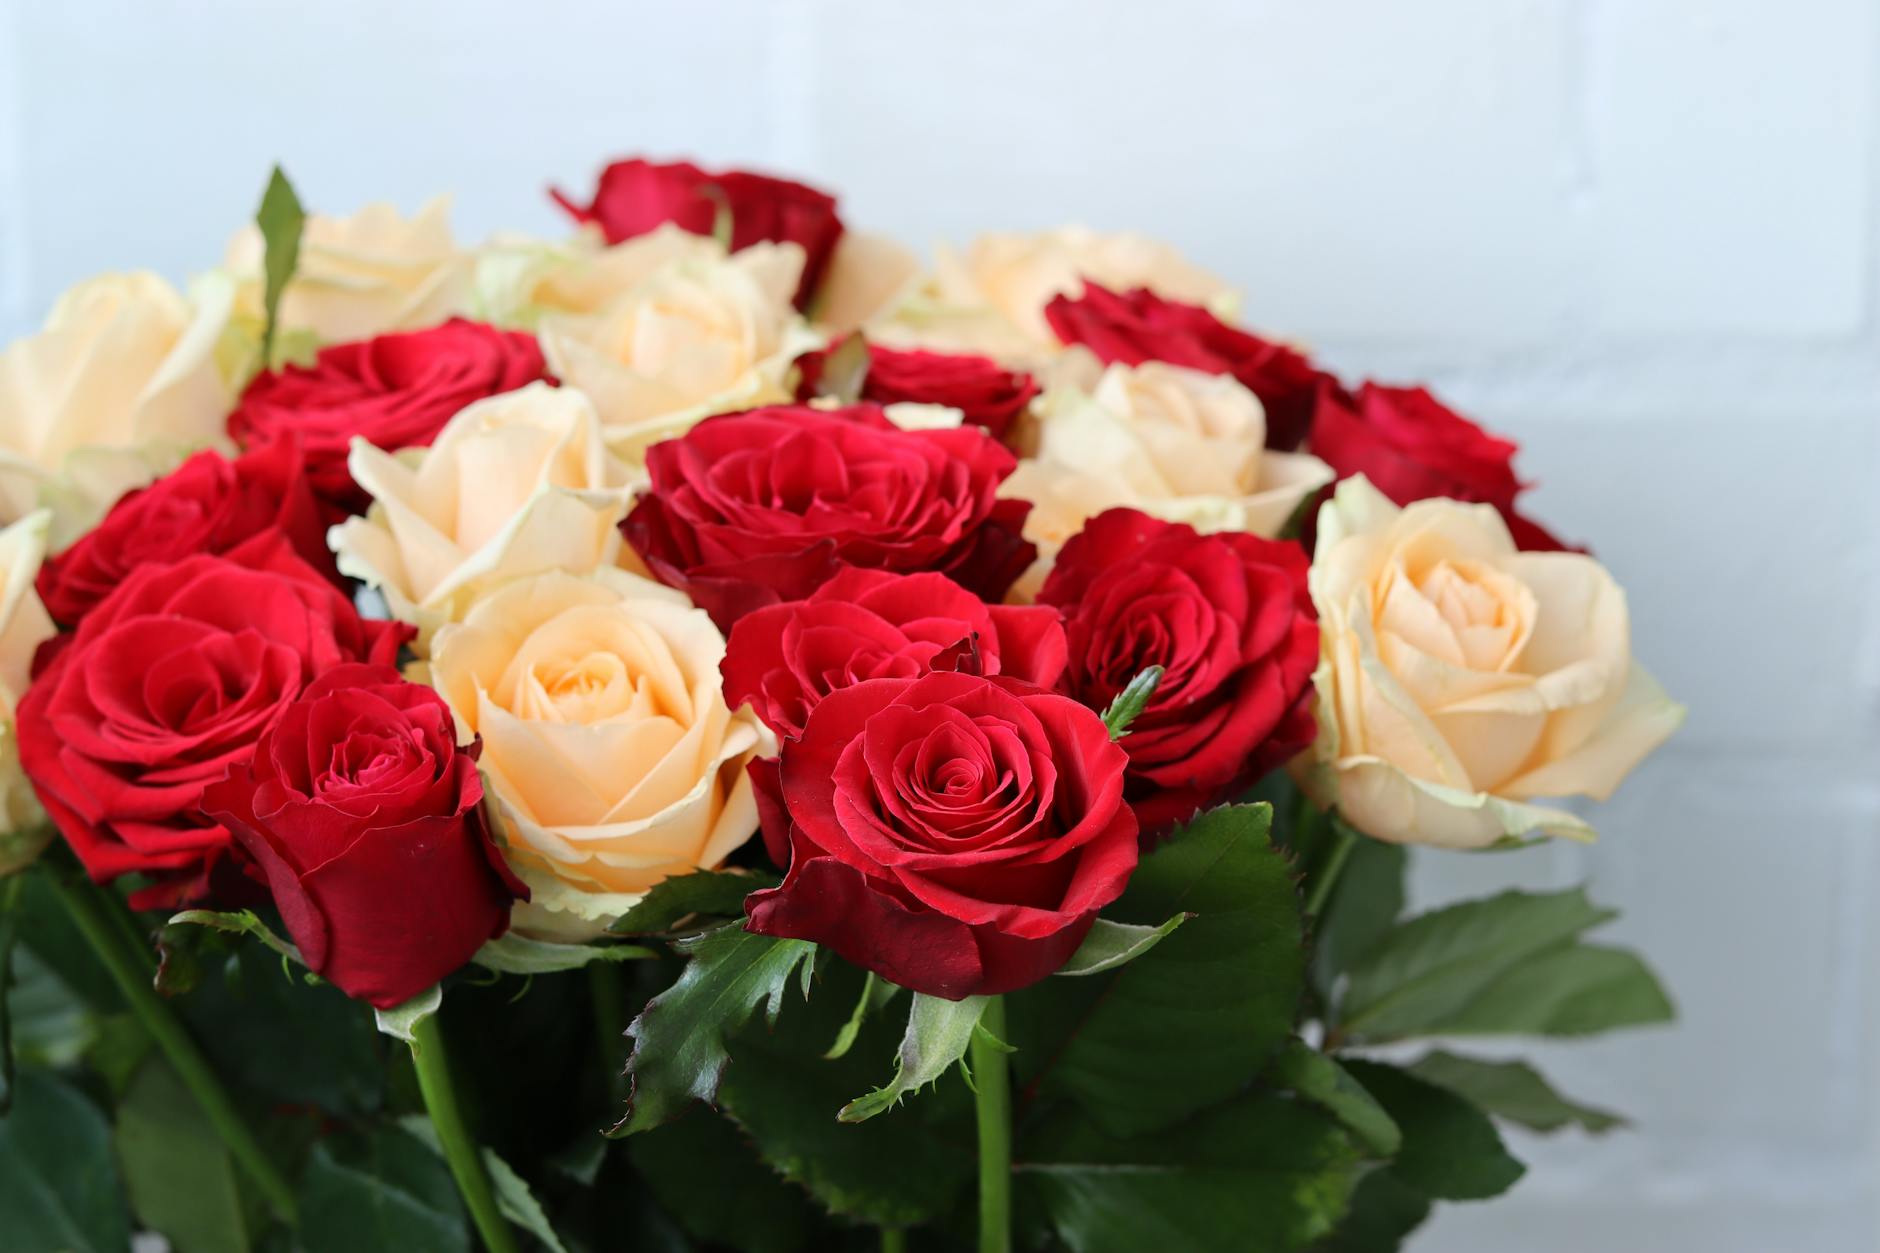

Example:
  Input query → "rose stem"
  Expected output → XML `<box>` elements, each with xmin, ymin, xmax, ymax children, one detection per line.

<box><xmin>879</xmin><ymin>1228</ymin><xmax>908</xmax><ymax>1253</ymax></box>
<box><xmin>972</xmin><ymin>994</ymin><xmax>1013</xmax><ymax>1253</ymax></box>
<box><xmin>44</xmin><ymin>865</ymin><xmax>299</xmax><ymax>1222</ymax></box>
<box><xmin>408</xmin><ymin>1011</ymin><xmax>521</xmax><ymax>1253</ymax></box>
<box><xmin>1302</xmin><ymin>810</ymin><xmax>1357</xmax><ymax>920</ymax></box>
<box><xmin>589</xmin><ymin>960</ymin><xmax>628</xmax><ymax>1105</ymax></box>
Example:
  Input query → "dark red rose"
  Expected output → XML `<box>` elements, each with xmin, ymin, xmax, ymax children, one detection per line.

<box><xmin>36</xmin><ymin>441</ymin><xmax>333</xmax><ymax>625</ymax></box>
<box><xmin>17</xmin><ymin>536</ymin><xmax>412</xmax><ymax>907</ymax></box>
<box><xmin>227</xmin><ymin>318</ymin><xmax>548</xmax><ymax>514</ymax></box>
<box><xmin>201</xmin><ymin>664</ymin><xmax>524</xmax><ymax>1008</ymax></box>
<box><xmin>1044</xmin><ymin>283</ymin><xmax>1339</xmax><ymax>451</ymax></box>
<box><xmin>1308</xmin><ymin>383</ymin><xmax>1573</xmax><ymax>551</ymax></box>
<box><xmin>624</xmin><ymin>404</ymin><xmax>1035</xmax><ymax>628</ymax></box>
<box><xmin>744</xmin><ymin>671</ymin><xmax>1137</xmax><ymax>999</ymax></box>
<box><xmin>797</xmin><ymin>339</ymin><xmax>1038</xmax><ymax>443</ymax></box>
<box><xmin>551</xmin><ymin>157</ymin><xmax>842</xmax><ymax>308</ymax></box>
<box><xmin>1039</xmin><ymin>509</ymin><xmax>1319</xmax><ymax>833</ymax></box>
<box><xmin>722</xmin><ymin>568</ymin><xmax>1068</xmax><ymax>746</ymax></box>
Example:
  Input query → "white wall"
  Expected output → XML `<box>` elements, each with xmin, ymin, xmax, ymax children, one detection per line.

<box><xmin>3</xmin><ymin>2</ymin><xmax>1876</xmax><ymax>1249</ymax></box>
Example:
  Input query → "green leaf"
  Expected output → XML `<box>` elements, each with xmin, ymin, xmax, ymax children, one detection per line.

<box><xmin>472</xmin><ymin>933</ymin><xmax>655</xmax><ymax>975</ymax></box>
<box><xmin>1272</xmin><ymin>1039</ymin><xmax>1401</xmax><ymax>1157</ymax></box>
<box><xmin>1315</xmin><ymin>1168</ymin><xmax>1433</xmax><ymax>1253</ymax></box>
<box><xmin>1409</xmin><ymin>1050</ymin><xmax>1624</xmax><ymax>1133</ymax></box>
<box><xmin>1016</xmin><ymin>1093</ymin><xmax>1358</xmax><ymax>1253</ymax></box>
<box><xmin>628</xmin><ymin>1111</ymin><xmax>815</xmax><ymax>1253</ymax></box>
<box><xmin>374</xmin><ymin>985</ymin><xmax>442</xmax><ymax>1043</ymax></box>
<box><xmin>397</xmin><ymin>1115</ymin><xmax>568</xmax><ymax>1253</ymax></box>
<box><xmin>1340</xmin><ymin>1061</ymin><xmax>1525</xmax><ymax>1202</ymax></box>
<box><xmin>614</xmin><ymin>924</ymin><xmax>817</xmax><ymax>1135</ymax></box>
<box><xmin>840</xmin><ymin>993</ymin><xmax>986</xmax><ymax>1122</ymax></box>
<box><xmin>824</xmin><ymin>970</ymin><xmax>897</xmax><ymax>1060</ymax></box>
<box><xmin>0</xmin><ymin>877</ymin><xmax>22</xmax><ymax>1112</ymax></box>
<box><xmin>255</xmin><ymin>165</ymin><xmax>306</xmax><ymax>367</ymax></box>
<box><xmin>115</xmin><ymin>1059</ymin><xmax>258</xmax><ymax>1253</ymax></box>
<box><xmin>1427</xmin><ymin>944</ymin><xmax>1674</xmax><ymax>1037</ymax></box>
<box><xmin>0</xmin><ymin>1068</ymin><xmax>130</xmax><ymax>1252</ymax></box>
<box><xmin>169</xmin><ymin>908</ymin><xmax>304</xmax><ymax>965</ymax></box>
<box><xmin>813</xmin><ymin>334</ymin><xmax>872</xmax><ymax>405</ymax></box>
<box><xmin>1336</xmin><ymin>887</ymin><xmax>1616</xmax><ymax>1042</ymax></box>
<box><xmin>1010</xmin><ymin>803</ymin><xmax>1303</xmax><ymax>1137</ymax></box>
<box><xmin>608</xmin><ymin>869</ymin><xmax>777</xmax><ymax>935</ymax></box>
<box><xmin>1054</xmin><ymin>913</ymin><xmax>1191</xmax><ymax>977</ymax></box>
<box><xmin>1312</xmin><ymin>838</ymin><xmax>1407</xmax><ymax>997</ymax></box>
<box><xmin>1099</xmin><ymin>665</ymin><xmax>1165</xmax><ymax>739</ymax></box>
<box><xmin>299</xmin><ymin>1125</ymin><xmax>469</xmax><ymax>1253</ymax></box>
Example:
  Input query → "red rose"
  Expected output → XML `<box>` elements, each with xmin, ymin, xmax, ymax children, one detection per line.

<box><xmin>201</xmin><ymin>665</ymin><xmax>523</xmax><ymax>1008</ymax></box>
<box><xmin>17</xmin><ymin>537</ymin><xmax>411</xmax><ymax>907</ymax></box>
<box><xmin>1039</xmin><ymin>509</ymin><xmax>1318</xmax><ymax>833</ymax></box>
<box><xmin>623</xmin><ymin>404</ymin><xmax>1035</xmax><ymax>627</ymax></box>
<box><xmin>550</xmin><ymin>157</ymin><xmax>842</xmax><ymax>308</ymax></box>
<box><xmin>797</xmin><ymin>340</ymin><xmax>1039</xmax><ymax>443</ymax></box>
<box><xmin>36</xmin><ymin>441</ymin><xmax>333</xmax><ymax>625</ymax></box>
<box><xmin>1308</xmin><ymin>383</ymin><xmax>1573</xmax><ymax>551</ymax></box>
<box><xmin>1044</xmin><ymin>283</ymin><xmax>1339</xmax><ymax>451</ymax></box>
<box><xmin>744</xmin><ymin>671</ymin><xmax>1137</xmax><ymax>999</ymax></box>
<box><xmin>227</xmin><ymin>318</ymin><xmax>548</xmax><ymax>514</ymax></box>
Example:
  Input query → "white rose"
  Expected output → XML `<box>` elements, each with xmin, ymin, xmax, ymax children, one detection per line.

<box><xmin>473</xmin><ymin>224</ymin><xmax>723</xmax><ymax>328</ymax></box>
<box><xmin>0</xmin><ymin>511</ymin><xmax>56</xmax><ymax>869</ymax></box>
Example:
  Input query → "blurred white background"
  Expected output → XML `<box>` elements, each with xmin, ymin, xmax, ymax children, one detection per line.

<box><xmin>3</xmin><ymin>1</ymin><xmax>1876</xmax><ymax>1249</ymax></box>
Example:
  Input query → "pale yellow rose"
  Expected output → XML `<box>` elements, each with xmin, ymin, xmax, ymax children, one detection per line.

<box><xmin>811</xmin><ymin>230</ymin><xmax>925</xmax><ymax>337</ymax></box>
<box><xmin>428</xmin><ymin>568</ymin><xmax>776</xmax><ymax>937</ymax></box>
<box><xmin>225</xmin><ymin>197</ymin><xmax>471</xmax><ymax>345</ymax></box>
<box><xmin>537</xmin><ymin>245</ymin><xmax>823</xmax><ymax>469</ymax></box>
<box><xmin>1296</xmin><ymin>476</ymin><xmax>1684</xmax><ymax>849</ymax></box>
<box><xmin>473</xmin><ymin>223</ymin><xmax>724</xmax><ymax>328</ymax></box>
<box><xmin>1000</xmin><ymin>361</ymin><xmax>1332</xmax><ymax>597</ymax></box>
<box><xmin>0</xmin><ymin>272</ymin><xmax>236</xmax><ymax>547</ymax></box>
<box><xmin>0</xmin><ymin>511</ymin><xmax>56</xmax><ymax>870</ymax></box>
<box><xmin>330</xmin><ymin>382</ymin><xmax>636</xmax><ymax>647</ymax></box>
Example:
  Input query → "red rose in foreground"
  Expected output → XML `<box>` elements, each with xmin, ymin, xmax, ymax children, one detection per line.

<box><xmin>744</xmin><ymin>671</ymin><xmax>1137</xmax><ymax>999</ymax></box>
<box><xmin>624</xmin><ymin>405</ymin><xmax>1035</xmax><ymax>627</ymax></box>
<box><xmin>202</xmin><ymin>665</ymin><xmax>523</xmax><ymax>1009</ymax></box>
<box><xmin>36</xmin><ymin>441</ymin><xmax>332</xmax><ymax>625</ymax></box>
<box><xmin>798</xmin><ymin>340</ymin><xmax>1039</xmax><ymax>443</ymax></box>
<box><xmin>1044</xmin><ymin>283</ymin><xmax>1338</xmax><ymax>451</ymax></box>
<box><xmin>17</xmin><ymin>537</ymin><xmax>411</xmax><ymax>907</ymax></box>
<box><xmin>227</xmin><ymin>318</ymin><xmax>548</xmax><ymax>513</ymax></box>
<box><xmin>1039</xmin><ymin>509</ymin><xmax>1318</xmax><ymax>833</ymax></box>
<box><xmin>551</xmin><ymin>157</ymin><xmax>842</xmax><ymax>308</ymax></box>
<box><xmin>1309</xmin><ymin>383</ymin><xmax>1572</xmax><ymax>551</ymax></box>
<box><xmin>723</xmin><ymin>568</ymin><xmax>1068</xmax><ymax>742</ymax></box>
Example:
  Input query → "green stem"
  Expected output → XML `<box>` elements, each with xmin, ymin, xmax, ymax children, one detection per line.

<box><xmin>971</xmin><ymin>995</ymin><xmax>1012</xmax><ymax>1253</ymax></box>
<box><xmin>409</xmin><ymin>1012</ymin><xmax>520</xmax><ymax>1253</ymax></box>
<box><xmin>589</xmin><ymin>960</ymin><xmax>627</xmax><ymax>1105</ymax></box>
<box><xmin>1303</xmin><ymin>814</ymin><xmax>1357</xmax><ymax>920</ymax></box>
<box><xmin>879</xmin><ymin>1228</ymin><xmax>907</xmax><ymax>1253</ymax></box>
<box><xmin>45</xmin><ymin>868</ymin><xmax>297</xmax><ymax>1222</ymax></box>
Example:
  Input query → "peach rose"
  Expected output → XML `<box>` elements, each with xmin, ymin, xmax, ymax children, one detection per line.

<box><xmin>427</xmin><ymin>568</ymin><xmax>776</xmax><ymax>937</ymax></box>
<box><xmin>1296</xmin><ymin>476</ymin><xmax>1684</xmax><ymax>848</ymax></box>
<box><xmin>0</xmin><ymin>511</ymin><xmax>56</xmax><ymax>871</ymax></box>
<box><xmin>473</xmin><ymin>223</ymin><xmax>723</xmax><ymax>328</ymax></box>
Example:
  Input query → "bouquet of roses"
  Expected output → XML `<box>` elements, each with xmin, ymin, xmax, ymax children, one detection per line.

<box><xmin>0</xmin><ymin>155</ymin><xmax>1684</xmax><ymax>1253</ymax></box>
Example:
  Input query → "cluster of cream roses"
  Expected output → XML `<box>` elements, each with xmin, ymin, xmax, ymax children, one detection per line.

<box><xmin>0</xmin><ymin>191</ymin><xmax>1680</xmax><ymax>919</ymax></box>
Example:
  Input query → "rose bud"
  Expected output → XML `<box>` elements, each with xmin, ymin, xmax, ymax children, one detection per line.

<box><xmin>744</xmin><ymin>671</ymin><xmax>1138</xmax><ymax>1000</ymax></box>
<box><xmin>796</xmin><ymin>339</ymin><xmax>1039</xmax><ymax>443</ymax></box>
<box><xmin>203</xmin><ymin>665</ymin><xmax>523</xmax><ymax>1008</ymax></box>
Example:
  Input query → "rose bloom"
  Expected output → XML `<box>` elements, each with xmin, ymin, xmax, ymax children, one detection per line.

<box><xmin>428</xmin><ymin>568</ymin><xmax>776</xmax><ymax>938</ymax></box>
<box><xmin>227</xmin><ymin>318</ymin><xmax>548</xmax><ymax>513</ymax></box>
<box><xmin>1297</xmin><ymin>476</ymin><xmax>1684</xmax><ymax>848</ymax></box>
<box><xmin>551</xmin><ymin>157</ymin><xmax>844</xmax><ymax>307</ymax></box>
<box><xmin>1309</xmin><ymin>383</ymin><xmax>1572</xmax><ymax>552</ymax></box>
<box><xmin>224</xmin><ymin>198</ymin><xmax>471</xmax><ymax>345</ymax></box>
<box><xmin>811</xmin><ymin>231</ymin><xmax>925</xmax><ymax>339</ymax></box>
<box><xmin>473</xmin><ymin>224</ymin><xmax>723</xmax><ymax>329</ymax></box>
<box><xmin>537</xmin><ymin>245</ymin><xmax>821</xmax><ymax>470</ymax></box>
<box><xmin>722</xmin><ymin>567</ymin><xmax>1069</xmax><ymax>743</ymax></box>
<box><xmin>623</xmin><ymin>404</ymin><xmax>1036</xmax><ymax>627</ymax></box>
<box><xmin>203</xmin><ymin>665</ymin><xmax>523</xmax><ymax>1008</ymax></box>
<box><xmin>1039</xmin><ymin>509</ymin><xmax>1318</xmax><ymax>832</ymax></box>
<box><xmin>1045</xmin><ymin>283</ymin><xmax>1339</xmax><ymax>452</ymax></box>
<box><xmin>0</xmin><ymin>512</ymin><xmax>56</xmax><ymax>875</ymax></box>
<box><xmin>1000</xmin><ymin>361</ymin><xmax>1331</xmax><ymax>597</ymax></box>
<box><xmin>37</xmin><ymin>440</ymin><xmax>332</xmax><ymax>625</ymax></box>
<box><xmin>17</xmin><ymin>536</ymin><xmax>410</xmax><ymax>905</ymax></box>
<box><xmin>330</xmin><ymin>382</ymin><xmax>637</xmax><ymax>648</ymax></box>
<box><xmin>797</xmin><ymin>339</ymin><xmax>1039</xmax><ymax>443</ymax></box>
<box><xmin>744</xmin><ymin>671</ymin><xmax>1138</xmax><ymax>1000</ymax></box>
<box><xmin>0</xmin><ymin>272</ymin><xmax>236</xmax><ymax>546</ymax></box>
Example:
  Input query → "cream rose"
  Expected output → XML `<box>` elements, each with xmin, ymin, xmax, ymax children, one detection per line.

<box><xmin>537</xmin><ymin>244</ymin><xmax>823</xmax><ymax>469</ymax></box>
<box><xmin>0</xmin><ymin>511</ymin><xmax>56</xmax><ymax>872</ymax></box>
<box><xmin>473</xmin><ymin>223</ymin><xmax>723</xmax><ymax>328</ymax></box>
<box><xmin>1000</xmin><ymin>361</ymin><xmax>1332</xmax><ymax>596</ymax></box>
<box><xmin>1296</xmin><ymin>476</ymin><xmax>1684</xmax><ymax>848</ymax></box>
<box><xmin>330</xmin><ymin>382</ymin><xmax>636</xmax><ymax>647</ymax></box>
<box><xmin>225</xmin><ymin>197</ymin><xmax>471</xmax><ymax>345</ymax></box>
<box><xmin>0</xmin><ymin>272</ymin><xmax>236</xmax><ymax>547</ymax></box>
<box><xmin>428</xmin><ymin>568</ymin><xmax>776</xmax><ymax>937</ymax></box>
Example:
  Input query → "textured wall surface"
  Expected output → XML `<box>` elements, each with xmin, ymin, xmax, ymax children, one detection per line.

<box><xmin>2</xmin><ymin>2</ymin><xmax>1875</xmax><ymax>1249</ymax></box>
